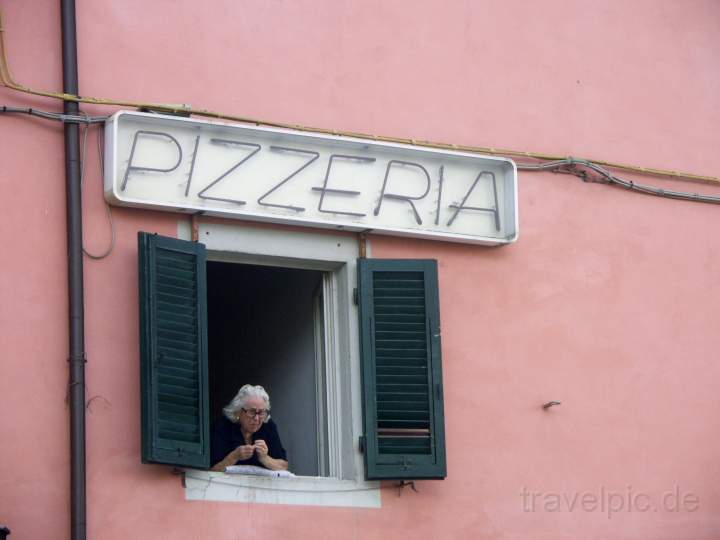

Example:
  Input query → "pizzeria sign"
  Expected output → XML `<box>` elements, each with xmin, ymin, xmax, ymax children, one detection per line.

<box><xmin>104</xmin><ymin>111</ymin><xmax>518</xmax><ymax>245</ymax></box>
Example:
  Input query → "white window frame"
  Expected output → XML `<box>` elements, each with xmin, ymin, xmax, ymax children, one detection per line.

<box><xmin>312</xmin><ymin>282</ymin><xmax>329</xmax><ymax>476</ymax></box>
<box><xmin>178</xmin><ymin>220</ymin><xmax>380</xmax><ymax>508</ymax></box>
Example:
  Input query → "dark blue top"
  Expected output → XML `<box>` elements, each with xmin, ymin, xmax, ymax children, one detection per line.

<box><xmin>211</xmin><ymin>416</ymin><xmax>287</xmax><ymax>468</ymax></box>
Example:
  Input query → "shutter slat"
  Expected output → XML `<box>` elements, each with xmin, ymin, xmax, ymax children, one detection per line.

<box><xmin>377</xmin><ymin>397</ymin><xmax>429</xmax><ymax>406</ymax></box>
<box><xmin>155</xmin><ymin>310</ymin><xmax>195</xmax><ymax>327</ymax></box>
<box><xmin>158</xmin><ymin>401</ymin><xmax>199</xmax><ymax>417</ymax></box>
<box><xmin>158</xmin><ymin>356</ymin><xmax>200</xmax><ymax>371</ymax></box>
<box><xmin>374</xmin><ymin>271</ymin><xmax>424</xmax><ymax>280</ymax></box>
<box><xmin>377</xmin><ymin>364</ymin><xmax>427</xmax><ymax>372</ymax></box>
<box><xmin>376</xmin><ymin>359</ymin><xmax>427</xmax><ymax>368</ymax></box>
<box><xmin>157</xmin><ymin>264</ymin><xmax>196</xmax><ymax>280</ymax></box>
<box><xmin>155</xmin><ymin>274</ymin><xmax>195</xmax><ymax>290</ymax></box>
<box><xmin>375</xmin><ymin>341</ymin><xmax>426</xmax><ymax>350</ymax></box>
<box><xmin>377</xmin><ymin>409</ymin><xmax>430</xmax><ymax>420</ymax></box>
<box><xmin>376</xmin><ymin>316</ymin><xmax>426</xmax><ymax>325</ymax></box>
<box><xmin>158</xmin><ymin>391</ymin><xmax>198</xmax><ymax>407</ymax></box>
<box><xmin>378</xmin><ymin>394</ymin><xmax>428</xmax><ymax>402</ymax></box>
<box><xmin>157</xmin><ymin>302</ymin><xmax>196</xmax><ymax>316</ymax></box>
<box><xmin>157</xmin><ymin>281</ymin><xmax>195</xmax><ymax>295</ymax></box>
<box><xmin>377</xmin><ymin>376</ymin><xmax>427</xmax><ymax>386</ymax></box>
<box><xmin>158</xmin><ymin>380</ymin><xmax>199</xmax><ymax>398</ymax></box>
<box><xmin>158</xmin><ymin>374</ymin><xmax>199</xmax><ymax>390</ymax></box>
<box><xmin>157</xmin><ymin>339</ymin><xmax>200</xmax><ymax>357</ymax></box>
<box><xmin>157</xmin><ymin>364</ymin><xmax>198</xmax><ymax>379</ymax></box>
<box><xmin>379</xmin><ymin>437</ymin><xmax>431</xmax><ymax>446</ymax></box>
<box><xmin>158</xmin><ymin>429</ymin><xmax>201</xmax><ymax>443</ymax></box>
<box><xmin>158</xmin><ymin>320</ymin><xmax>196</xmax><ymax>335</ymax></box>
<box><xmin>376</xmin><ymin>349</ymin><xmax>428</xmax><ymax>359</ymax></box>
<box><xmin>377</xmin><ymin>372</ymin><xmax>427</xmax><ymax>381</ymax></box>
<box><xmin>374</xmin><ymin>306</ymin><xmax>426</xmax><ymax>315</ymax></box>
<box><xmin>377</xmin><ymin>404</ymin><xmax>430</xmax><ymax>412</ymax></box>
<box><xmin>373</xmin><ymin>289</ymin><xmax>425</xmax><ymax>298</ymax></box>
<box><xmin>376</xmin><ymin>329</ymin><xmax>426</xmax><ymax>337</ymax></box>
<box><xmin>157</xmin><ymin>292</ymin><xmax>197</xmax><ymax>306</ymax></box>
<box><xmin>378</xmin><ymin>420</ymin><xmax>430</xmax><ymax>428</ymax></box>
<box><xmin>373</xmin><ymin>297</ymin><xmax>426</xmax><ymax>307</ymax></box>
<box><xmin>157</xmin><ymin>327</ymin><xmax>197</xmax><ymax>343</ymax></box>
<box><xmin>377</xmin><ymin>384</ymin><xmax>428</xmax><ymax>393</ymax></box>
<box><xmin>158</xmin><ymin>420</ymin><xmax>199</xmax><ymax>434</ymax></box>
<box><xmin>378</xmin><ymin>438</ymin><xmax>431</xmax><ymax>454</ymax></box>
<box><xmin>376</xmin><ymin>325</ymin><xmax>426</xmax><ymax>334</ymax></box>
<box><xmin>157</xmin><ymin>251</ymin><xmax>197</xmax><ymax>266</ymax></box>
<box><xmin>157</xmin><ymin>254</ymin><xmax>196</xmax><ymax>268</ymax></box>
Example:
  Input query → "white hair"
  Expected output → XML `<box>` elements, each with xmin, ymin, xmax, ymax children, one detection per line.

<box><xmin>223</xmin><ymin>384</ymin><xmax>271</xmax><ymax>423</ymax></box>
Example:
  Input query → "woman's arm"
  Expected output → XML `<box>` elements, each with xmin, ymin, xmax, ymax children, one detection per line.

<box><xmin>258</xmin><ymin>455</ymin><xmax>289</xmax><ymax>471</ymax></box>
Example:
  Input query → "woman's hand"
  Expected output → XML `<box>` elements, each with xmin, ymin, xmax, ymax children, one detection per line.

<box><xmin>253</xmin><ymin>440</ymin><xmax>268</xmax><ymax>457</ymax></box>
<box><xmin>254</xmin><ymin>439</ymin><xmax>288</xmax><ymax>471</ymax></box>
<box><xmin>211</xmin><ymin>440</ymin><xmax>288</xmax><ymax>472</ymax></box>
<box><xmin>210</xmin><ymin>444</ymin><xmax>254</xmax><ymax>471</ymax></box>
<box><xmin>234</xmin><ymin>444</ymin><xmax>255</xmax><ymax>461</ymax></box>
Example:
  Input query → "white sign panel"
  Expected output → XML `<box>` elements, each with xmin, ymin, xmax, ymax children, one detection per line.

<box><xmin>104</xmin><ymin>111</ymin><xmax>518</xmax><ymax>245</ymax></box>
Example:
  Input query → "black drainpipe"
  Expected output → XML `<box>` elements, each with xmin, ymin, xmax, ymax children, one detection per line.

<box><xmin>60</xmin><ymin>1</ymin><xmax>87</xmax><ymax>539</ymax></box>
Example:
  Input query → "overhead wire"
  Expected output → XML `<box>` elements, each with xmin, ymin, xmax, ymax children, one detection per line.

<box><xmin>0</xmin><ymin>9</ymin><xmax>717</xmax><ymax>189</ymax></box>
<box><xmin>2</xmin><ymin>104</ymin><xmax>718</xmax><ymax>207</ymax></box>
<box><xmin>515</xmin><ymin>159</ymin><xmax>720</xmax><ymax>204</ymax></box>
<box><xmin>0</xmin><ymin>105</ymin><xmax>106</xmax><ymax>123</ymax></box>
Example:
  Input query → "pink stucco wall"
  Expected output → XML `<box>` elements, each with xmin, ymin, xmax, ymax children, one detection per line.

<box><xmin>1</xmin><ymin>1</ymin><xmax>719</xmax><ymax>538</ymax></box>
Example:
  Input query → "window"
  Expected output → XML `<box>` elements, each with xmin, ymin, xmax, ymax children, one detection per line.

<box><xmin>138</xmin><ymin>223</ymin><xmax>446</xmax><ymax>491</ymax></box>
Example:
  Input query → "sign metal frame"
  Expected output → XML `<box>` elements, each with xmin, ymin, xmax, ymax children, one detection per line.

<box><xmin>104</xmin><ymin>111</ymin><xmax>519</xmax><ymax>245</ymax></box>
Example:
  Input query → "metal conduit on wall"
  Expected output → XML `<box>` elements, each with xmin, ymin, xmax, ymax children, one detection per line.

<box><xmin>60</xmin><ymin>1</ymin><xmax>87</xmax><ymax>539</ymax></box>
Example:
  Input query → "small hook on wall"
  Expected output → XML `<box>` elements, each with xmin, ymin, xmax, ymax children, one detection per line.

<box><xmin>542</xmin><ymin>401</ymin><xmax>561</xmax><ymax>409</ymax></box>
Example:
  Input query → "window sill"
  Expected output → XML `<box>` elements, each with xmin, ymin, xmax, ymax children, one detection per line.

<box><xmin>184</xmin><ymin>471</ymin><xmax>381</xmax><ymax>508</ymax></box>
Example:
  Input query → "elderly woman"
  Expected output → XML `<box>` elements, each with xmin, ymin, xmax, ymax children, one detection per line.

<box><xmin>210</xmin><ymin>384</ymin><xmax>288</xmax><ymax>472</ymax></box>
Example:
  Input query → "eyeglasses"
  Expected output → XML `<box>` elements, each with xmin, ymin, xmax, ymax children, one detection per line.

<box><xmin>241</xmin><ymin>407</ymin><xmax>269</xmax><ymax>419</ymax></box>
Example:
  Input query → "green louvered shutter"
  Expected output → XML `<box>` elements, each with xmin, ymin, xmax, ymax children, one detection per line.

<box><xmin>358</xmin><ymin>259</ymin><xmax>446</xmax><ymax>480</ymax></box>
<box><xmin>139</xmin><ymin>232</ymin><xmax>210</xmax><ymax>468</ymax></box>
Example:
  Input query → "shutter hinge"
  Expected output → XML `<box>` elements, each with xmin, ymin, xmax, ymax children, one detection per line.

<box><xmin>353</xmin><ymin>287</ymin><xmax>359</xmax><ymax>306</ymax></box>
<box><xmin>358</xmin><ymin>435</ymin><xmax>366</xmax><ymax>453</ymax></box>
<box><xmin>171</xmin><ymin>467</ymin><xmax>187</xmax><ymax>488</ymax></box>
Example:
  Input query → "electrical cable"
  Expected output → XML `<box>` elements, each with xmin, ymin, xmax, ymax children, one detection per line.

<box><xmin>0</xmin><ymin>9</ymin><xmax>717</xmax><ymax>187</ymax></box>
<box><xmin>0</xmin><ymin>105</ymin><xmax>106</xmax><ymax>123</ymax></box>
<box><xmin>3</xmin><ymin>104</ymin><xmax>718</xmax><ymax>207</ymax></box>
<box><xmin>2</xmin><ymin>104</ymin><xmax>717</xmax><ymax>207</ymax></box>
<box><xmin>516</xmin><ymin>158</ymin><xmax>720</xmax><ymax>205</ymax></box>
<box><xmin>80</xmin><ymin>112</ymin><xmax>115</xmax><ymax>260</ymax></box>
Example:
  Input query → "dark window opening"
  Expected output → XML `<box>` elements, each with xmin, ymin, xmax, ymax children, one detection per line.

<box><xmin>207</xmin><ymin>261</ymin><xmax>325</xmax><ymax>477</ymax></box>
